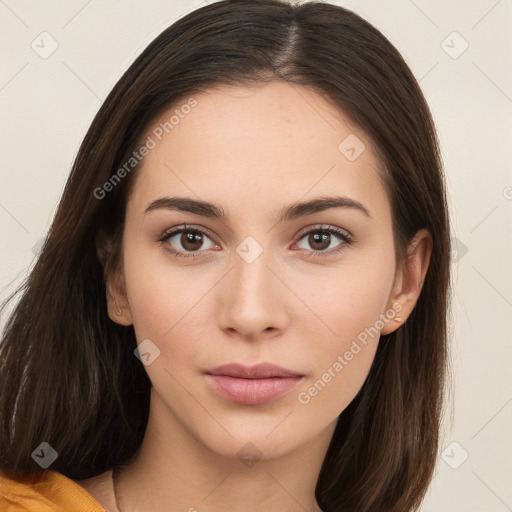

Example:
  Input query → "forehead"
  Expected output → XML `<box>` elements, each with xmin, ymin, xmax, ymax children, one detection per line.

<box><xmin>128</xmin><ymin>82</ymin><xmax>389</xmax><ymax>223</ymax></box>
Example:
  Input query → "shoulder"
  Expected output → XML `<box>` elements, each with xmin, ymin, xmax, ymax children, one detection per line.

<box><xmin>0</xmin><ymin>468</ymin><xmax>107</xmax><ymax>512</ymax></box>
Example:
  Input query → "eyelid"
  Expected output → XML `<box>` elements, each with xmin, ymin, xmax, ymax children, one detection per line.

<box><xmin>158</xmin><ymin>223</ymin><xmax>216</xmax><ymax>243</ymax></box>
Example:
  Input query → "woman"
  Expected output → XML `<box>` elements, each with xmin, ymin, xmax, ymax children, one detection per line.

<box><xmin>0</xmin><ymin>1</ymin><xmax>451</xmax><ymax>511</ymax></box>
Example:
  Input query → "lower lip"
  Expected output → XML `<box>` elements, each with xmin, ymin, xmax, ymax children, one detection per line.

<box><xmin>205</xmin><ymin>374</ymin><xmax>304</xmax><ymax>405</ymax></box>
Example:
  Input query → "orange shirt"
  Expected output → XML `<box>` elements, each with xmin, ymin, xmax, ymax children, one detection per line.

<box><xmin>0</xmin><ymin>468</ymin><xmax>106</xmax><ymax>512</ymax></box>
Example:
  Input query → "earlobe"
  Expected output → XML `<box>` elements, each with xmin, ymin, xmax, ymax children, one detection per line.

<box><xmin>380</xmin><ymin>297</ymin><xmax>406</xmax><ymax>335</ymax></box>
<box><xmin>107</xmin><ymin>300</ymin><xmax>133</xmax><ymax>326</ymax></box>
<box><xmin>380</xmin><ymin>229</ymin><xmax>432</xmax><ymax>335</ymax></box>
<box><xmin>105</xmin><ymin>274</ymin><xmax>134</xmax><ymax>326</ymax></box>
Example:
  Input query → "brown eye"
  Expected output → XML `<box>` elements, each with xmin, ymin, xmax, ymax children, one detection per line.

<box><xmin>159</xmin><ymin>225</ymin><xmax>218</xmax><ymax>258</ymax></box>
<box><xmin>180</xmin><ymin>231</ymin><xmax>205</xmax><ymax>251</ymax></box>
<box><xmin>307</xmin><ymin>232</ymin><xmax>332</xmax><ymax>251</ymax></box>
<box><xmin>295</xmin><ymin>225</ymin><xmax>352</xmax><ymax>257</ymax></box>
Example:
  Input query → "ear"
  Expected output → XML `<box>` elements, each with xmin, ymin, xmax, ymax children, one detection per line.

<box><xmin>380</xmin><ymin>228</ymin><xmax>432</xmax><ymax>335</ymax></box>
<box><xmin>96</xmin><ymin>230</ymin><xmax>133</xmax><ymax>326</ymax></box>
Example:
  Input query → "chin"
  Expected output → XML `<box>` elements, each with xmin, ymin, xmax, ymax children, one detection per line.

<box><xmin>190</xmin><ymin>410</ymin><xmax>312</xmax><ymax>462</ymax></box>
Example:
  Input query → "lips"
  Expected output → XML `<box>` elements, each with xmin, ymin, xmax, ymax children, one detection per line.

<box><xmin>204</xmin><ymin>363</ymin><xmax>305</xmax><ymax>405</ymax></box>
<box><xmin>205</xmin><ymin>362</ymin><xmax>303</xmax><ymax>379</ymax></box>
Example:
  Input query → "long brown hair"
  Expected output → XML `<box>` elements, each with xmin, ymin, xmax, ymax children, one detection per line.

<box><xmin>0</xmin><ymin>1</ymin><xmax>451</xmax><ymax>510</ymax></box>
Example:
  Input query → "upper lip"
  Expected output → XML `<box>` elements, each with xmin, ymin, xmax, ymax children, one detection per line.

<box><xmin>204</xmin><ymin>363</ymin><xmax>303</xmax><ymax>379</ymax></box>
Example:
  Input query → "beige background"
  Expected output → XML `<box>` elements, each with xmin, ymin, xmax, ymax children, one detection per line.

<box><xmin>1</xmin><ymin>1</ymin><xmax>511</xmax><ymax>510</ymax></box>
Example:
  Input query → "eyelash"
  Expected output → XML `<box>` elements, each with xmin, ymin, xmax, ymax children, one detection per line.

<box><xmin>157</xmin><ymin>223</ymin><xmax>354</xmax><ymax>259</ymax></box>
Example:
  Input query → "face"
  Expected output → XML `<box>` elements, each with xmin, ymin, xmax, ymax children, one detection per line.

<box><xmin>109</xmin><ymin>82</ymin><xmax>404</xmax><ymax>461</ymax></box>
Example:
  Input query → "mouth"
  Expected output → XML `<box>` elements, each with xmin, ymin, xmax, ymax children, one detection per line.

<box><xmin>203</xmin><ymin>362</ymin><xmax>305</xmax><ymax>405</ymax></box>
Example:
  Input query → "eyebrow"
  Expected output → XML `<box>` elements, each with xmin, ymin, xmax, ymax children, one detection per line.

<box><xmin>144</xmin><ymin>195</ymin><xmax>371</xmax><ymax>222</ymax></box>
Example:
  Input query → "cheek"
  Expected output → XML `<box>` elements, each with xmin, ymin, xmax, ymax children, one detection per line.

<box><xmin>292</xmin><ymin>253</ymin><xmax>394</xmax><ymax>346</ymax></box>
<box><xmin>122</xmin><ymin>240</ymin><xmax>217</xmax><ymax>372</ymax></box>
<box><xmin>291</xmin><ymin>254</ymin><xmax>394</xmax><ymax>412</ymax></box>
<box><xmin>293</xmin><ymin>310</ymin><xmax>379</xmax><ymax>421</ymax></box>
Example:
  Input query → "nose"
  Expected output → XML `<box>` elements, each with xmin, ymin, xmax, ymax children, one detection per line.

<box><xmin>216</xmin><ymin>247</ymin><xmax>290</xmax><ymax>341</ymax></box>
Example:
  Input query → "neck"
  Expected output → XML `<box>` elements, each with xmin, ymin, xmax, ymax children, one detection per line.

<box><xmin>112</xmin><ymin>389</ymin><xmax>333</xmax><ymax>512</ymax></box>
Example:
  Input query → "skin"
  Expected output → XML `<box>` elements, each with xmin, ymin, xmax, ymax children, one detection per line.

<box><xmin>76</xmin><ymin>81</ymin><xmax>432</xmax><ymax>512</ymax></box>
